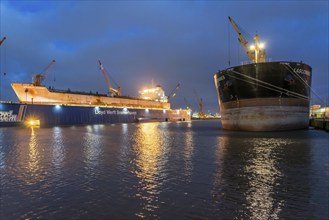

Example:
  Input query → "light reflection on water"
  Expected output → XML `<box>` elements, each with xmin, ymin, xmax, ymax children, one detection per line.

<box><xmin>27</xmin><ymin>128</ymin><xmax>41</xmax><ymax>184</ymax></box>
<box><xmin>83</xmin><ymin>125</ymin><xmax>104</xmax><ymax>170</ymax></box>
<box><xmin>133</xmin><ymin>123</ymin><xmax>169</xmax><ymax>218</ymax></box>
<box><xmin>243</xmin><ymin>138</ymin><xmax>287</xmax><ymax>220</ymax></box>
<box><xmin>182</xmin><ymin>122</ymin><xmax>194</xmax><ymax>179</ymax></box>
<box><xmin>0</xmin><ymin>120</ymin><xmax>328</xmax><ymax>219</ymax></box>
<box><xmin>212</xmin><ymin>129</ymin><xmax>326</xmax><ymax>220</ymax></box>
<box><xmin>51</xmin><ymin>127</ymin><xmax>65</xmax><ymax>170</ymax></box>
<box><xmin>13</xmin><ymin>127</ymin><xmax>48</xmax><ymax>186</ymax></box>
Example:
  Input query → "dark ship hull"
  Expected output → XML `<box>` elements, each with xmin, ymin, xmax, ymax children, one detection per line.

<box><xmin>214</xmin><ymin>61</ymin><xmax>312</xmax><ymax>131</ymax></box>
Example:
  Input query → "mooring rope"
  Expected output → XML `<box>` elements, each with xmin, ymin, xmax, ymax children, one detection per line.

<box><xmin>281</xmin><ymin>63</ymin><xmax>326</xmax><ymax>106</ymax></box>
<box><xmin>225</xmin><ymin>69</ymin><xmax>309</xmax><ymax>100</ymax></box>
<box><xmin>224</xmin><ymin>72</ymin><xmax>309</xmax><ymax>100</ymax></box>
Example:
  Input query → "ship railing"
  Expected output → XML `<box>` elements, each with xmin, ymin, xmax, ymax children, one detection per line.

<box><xmin>239</xmin><ymin>58</ymin><xmax>273</xmax><ymax>65</ymax></box>
<box><xmin>48</xmin><ymin>87</ymin><xmax>146</xmax><ymax>100</ymax></box>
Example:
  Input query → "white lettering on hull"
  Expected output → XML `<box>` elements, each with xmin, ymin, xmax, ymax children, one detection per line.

<box><xmin>293</xmin><ymin>68</ymin><xmax>311</xmax><ymax>76</ymax></box>
<box><xmin>0</xmin><ymin>110</ymin><xmax>18</xmax><ymax>122</ymax></box>
<box><xmin>94</xmin><ymin>109</ymin><xmax>137</xmax><ymax>115</ymax></box>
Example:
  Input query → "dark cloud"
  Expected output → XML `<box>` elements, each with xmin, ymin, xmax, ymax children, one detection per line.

<box><xmin>0</xmin><ymin>1</ymin><xmax>328</xmax><ymax>113</ymax></box>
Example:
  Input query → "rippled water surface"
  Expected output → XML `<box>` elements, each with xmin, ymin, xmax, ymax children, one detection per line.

<box><xmin>0</xmin><ymin>120</ymin><xmax>328</xmax><ymax>219</ymax></box>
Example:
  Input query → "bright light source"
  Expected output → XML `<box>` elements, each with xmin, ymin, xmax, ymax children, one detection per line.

<box><xmin>250</xmin><ymin>45</ymin><xmax>255</xmax><ymax>50</ymax></box>
<box><xmin>95</xmin><ymin>106</ymin><xmax>100</xmax><ymax>110</ymax></box>
<box><xmin>259</xmin><ymin>43</ymin><xmax>265</xmax><ymax>49</ymax></box>
<box><xmin>163</xmin><ymin>109</ymin><xmax>166</xmax><ymax>114</ymax></box>
<box><xmin>123</xmin><ymin>107</ymin><xmax>128</xmax><ymax>112</ymax></box>
<box><xmin>54</xmin><ymin>105</ymin><xmax>61</xmax><ymax>111</ymax></box>
<box><xmin>145</xmin><ymin>109</ymin><xmax>149</xmax><ymax>113</ymax></box>
<box><xmin>26</xmin><ymin>119</ymin><xmax>40</xmax><ymax>127</ymax></box>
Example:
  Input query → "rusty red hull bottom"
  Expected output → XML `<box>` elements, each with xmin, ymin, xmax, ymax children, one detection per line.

<box><xmin>221</xmin><ymin>106</ymin><xmax>309</xmax><ymax>131</ymax></box>
<box><xmin>219</xmin><ymin>98</ymin><xmax>310</xmax><ymax>131</ymax></box>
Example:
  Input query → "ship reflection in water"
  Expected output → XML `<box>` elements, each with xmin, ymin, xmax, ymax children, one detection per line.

<box><xmin>0</xmin><ymin>120</ymin><xmax>328</xmax><ymax>219</ymax></box>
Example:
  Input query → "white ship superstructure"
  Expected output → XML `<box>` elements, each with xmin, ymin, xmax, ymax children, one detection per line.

<box><xmin>11</xmin><ymin>83</ymin><xmax>171</xmax><ymax>110</ymax></box>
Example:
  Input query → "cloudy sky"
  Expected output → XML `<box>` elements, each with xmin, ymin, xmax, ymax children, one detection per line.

<box><xmin>0</xmin><ymin>1</ymin><xmax>328</xmax><ymax>113</ymax></box>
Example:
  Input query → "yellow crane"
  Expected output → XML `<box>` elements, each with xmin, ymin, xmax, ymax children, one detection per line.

<box><xmin>167</xmin><ymin>83</ymin><xmax>180</xmax><ymax>102</ymax></box>
<box><xmin>228</xmin><ymin>16</ymin><xmax>266</xmax><ymax>63</ymax></box>
<box><xmin>33</xmin><ymin>60</ymin><xmax>56</xmax><ymax>86</ymax></box>
<box><xmin>98</xmin><ymin>60</ymin><xmax>121</xmax><ymax>96</ymax></box>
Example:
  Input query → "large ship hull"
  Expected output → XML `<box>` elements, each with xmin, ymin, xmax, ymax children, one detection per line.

<box><xmin>0</xmin><ymin>84</ymin><xmax>190</xmax><ymax>127</ymax></box>
<box><xmin>214</xmin><ymin>61</ymin><xmax>312</xmax><ymax>131</ymax></box>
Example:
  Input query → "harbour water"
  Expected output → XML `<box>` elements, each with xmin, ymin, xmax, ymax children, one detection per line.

<box><xmin>0</xmin><ymin>120</ymin><xmax>328</xmax><ymax>219</ymax></box>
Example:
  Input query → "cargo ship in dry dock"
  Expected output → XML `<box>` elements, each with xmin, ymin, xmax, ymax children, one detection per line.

<box><xmin>0</xmin><ymin>60</ymin><xmax>190</xmax><ymax>127</ymax></box>
<box><xmin>214</xmin><ymin>17</ymin><xmax>312</xmax><ymax>131</ymax></box>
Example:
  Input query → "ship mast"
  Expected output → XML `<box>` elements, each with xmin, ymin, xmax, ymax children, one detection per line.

<box><xmin>228</xmin><ymin>16</ymin><xmax>266</xmax><ymax>63</ymax></box>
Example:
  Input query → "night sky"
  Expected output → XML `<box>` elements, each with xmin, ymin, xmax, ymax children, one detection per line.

<box><xmin>0</xmin><ymin>1</ymin><xmax>328</xmax><ymax>114</ymax></box>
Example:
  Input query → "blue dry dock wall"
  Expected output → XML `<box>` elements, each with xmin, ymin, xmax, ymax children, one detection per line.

<box><xmin>24</xmin><ymin>105</ymin><xmax>138</xmax><ymax>126</ymax></box>
<box><xmin>0</xmin><ymin>103</ymin><xmax>21</xmax><ymax>121</ymax></box>
<box><xmin>0</xmin><ymin>103</ymin><xmax>22</xmax><ymax>126</ymax></box>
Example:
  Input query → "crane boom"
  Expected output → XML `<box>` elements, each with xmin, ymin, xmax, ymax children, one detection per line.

<box><xmin>228</xmin><ymin>16</ymin><xmax>266</xmax><ymax>63</ymax></box>
<box><xmin>33</xmin><ymin>60</ymin><xmax>55</xmax><ymax>86</ymax></box>
<box><xmin>184</xmin><ymin>97</ymin><xmax>191</xmax><ymax>110</ymax></box>
<box><xmin>98</xmin><ymin>60</ymin><xmax>121</xmax><ymax>96</ymax></box>
<box><xmin>0</xmin><ymin>36</ymin><xmax>6</xmax><ymax>46</ymax></box>
<box><xmin>167</xmin><ymin>83</ymin><xmax>180</xmax><ymax>101</ymax></box>
<box><xmin>228</xmin><ymin>16</ymin><xmax>251</xmax><ymax>56</ymax></box>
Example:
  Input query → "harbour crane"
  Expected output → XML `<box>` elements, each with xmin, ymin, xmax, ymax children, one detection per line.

<box><xmin>98</xmin><ymin>60</ymin><xmax>121</xmax><ymax>96</ymax></box>
<box><xmin>33</xmin><ymin>60</ymin><xmax>56</xmax><ymax>86</ymax></box>
<box><xmin>193</xmin><ymin>89</ymin><xmax>205</xmax><ymax>118</ymax></box>
<box><xmin>0</xmin><ymin>36</ymin><xmax>6</xmax><ymax>46</ymax></box>
<box><xmin>1</xmin><ymin>36</ymin><xmax>7</xmax><ymax>76</ymax></box>
<box><xmin>198</xmin><ymin>98</ymin><xmax>205</xmax><ymax>119</ymax></box>
<box><xmin>167</xmin><ymin>83</ymin><xmax>180</xmax><ymax>101</ymax></box>
<box><xmin>228</xmin><ymin>16</ymin><xmax>266</xmax><ymax>63</ymax></box>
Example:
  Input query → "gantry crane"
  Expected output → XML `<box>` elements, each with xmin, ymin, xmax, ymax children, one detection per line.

<box><xmin>167</xmin><ymin>83</ymin><xmax>180</xmax><ymax>102</ymax></box>
<box><xmin>228</xmin><ymin>16</ymin><xmax>266</xmax><ymax>63</ymax></box>
<box><xmin>0</xmin><ymin>36</ymin><xmax>6</xmax><ymax>46</ymax></box>
<box><xmin>98</xmin><ymin>60</ymin><xmax>121</xmax><ymax>96</ymax></box>
<box><xmin>33</xmin><ymin>60</ymin><xmax>56</xmax><ymax>86</ymax></box>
